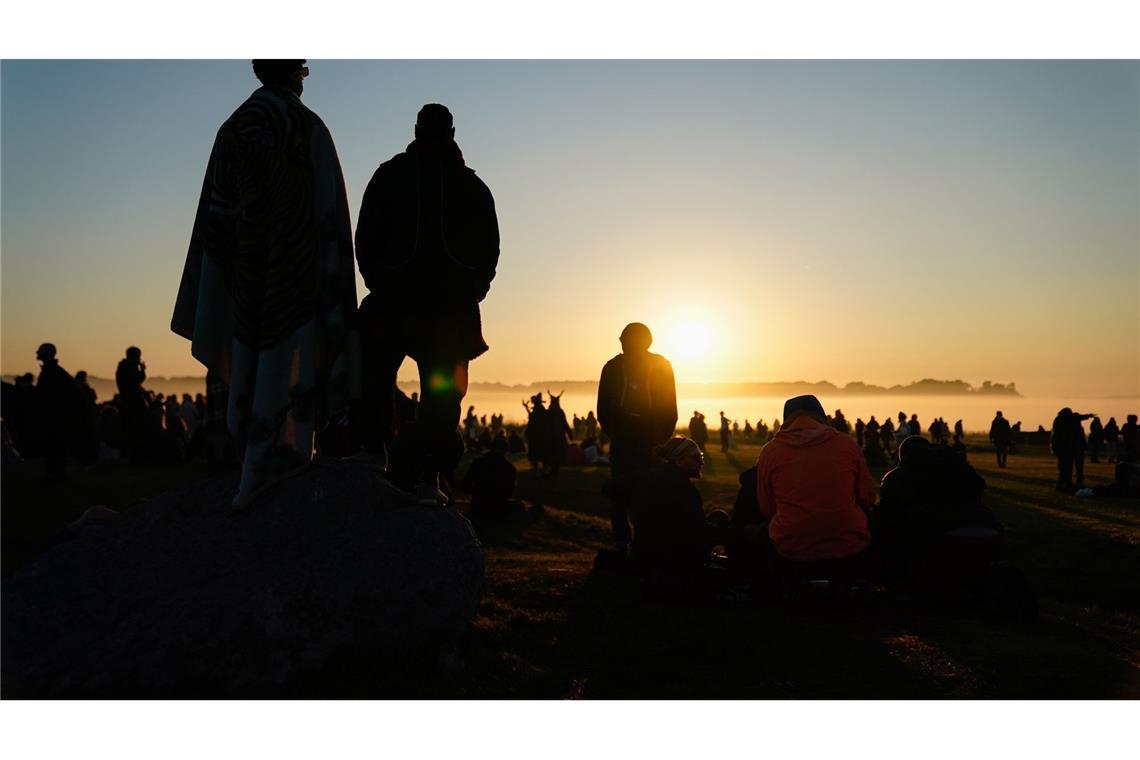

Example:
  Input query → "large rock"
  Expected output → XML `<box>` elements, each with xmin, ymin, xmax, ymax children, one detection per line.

<box><xmin>1</xmin><ymin>461</ymin><xmax>483</xmax><ymax>697</ymax></box>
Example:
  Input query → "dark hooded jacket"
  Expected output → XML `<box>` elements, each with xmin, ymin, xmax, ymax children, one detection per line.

<box><xmin>355</xmin><ymin>139</ymin><xmax>499</xmax><ymax>361</ymax></box>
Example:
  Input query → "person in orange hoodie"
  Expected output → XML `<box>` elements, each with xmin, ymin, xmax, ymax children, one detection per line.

<box><xmin>756</xmin><ymin>394</ymin><xmax>877</xmax><ymax>565</ymax></box>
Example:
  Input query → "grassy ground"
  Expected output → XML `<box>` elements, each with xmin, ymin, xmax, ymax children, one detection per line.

<box><xmin>3</xmin><ymin>438</ymin><xmax>1138</xmax><ymax>698</ymax></box>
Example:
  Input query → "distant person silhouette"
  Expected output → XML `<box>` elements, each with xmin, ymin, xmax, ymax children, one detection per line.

<box><xmin>115</xmin><ymin>346</ymin><xmax>147</xmax><ymax>461</ymax></box>
<box><xmin>523</xmin><ymin>393</ymin><xmax>548</xmax><ymax>472</ymax></box>
<box><xmin>73</xmin><ymin>370</ymin><xmax>98</xmax><ymax>465</ymax></box>
<box><xmin>585</xmin><ymin>410</ymin><xmax>598</xmax><ymax>440</ymax></box>
<box><xmin>1087</xmin><ymin>416</ymin><xmax>1104</xmax><ymax>463</ymax></box>
<box><xmin>354</xmin><ymin>103</ymin><xmax>499</xmax><ymax>505</ymax></box>
<box><xmin>1121</xmin><ymin>415</ymin><xmax>1139</xmax><ymax>463</ymax></box>
<box><xmin>719</xmin><ymin>411</ymin><xmax>731</xmax><ymax>453</ymax></box>
<box><xmin>988</xmin><ymin>411</ymin><xmax>1012</xmax><ymax>468</ymax></box>
<box><xmin>34</xmin><ymin>343</ymin><xmax>83</xmax><ymax>482</ymax></box>
<box><xmin>597</xmin><ymin>322</ymin><xmax>678</xmax><ymax>550</ymax></box>
<box><xmin>688</xmin><ymin>411</ymin><xmax>708</xmax><ymax>452</ymax></box>
<box><xmin>1051</xmin><ymin>408</ymin><xmax>1093</xmax><ymax>491</ymax></box>
<box><xmin>855</xmin><ymin>417</ymin><xmax>865</xmax><ymax>448</ymax></box>
<box><xmin>1103</xmin><ymin>417</ymin><xmax>1120</xmax><ymax>463</ymax></box>
<box><xmin>172</xmin><ymin>60</ymin><xmax>359</xmax><ymax>508</ymax></box>
<box><xmin>909</xmin><ymin>414</ymin><xmax>922</xmax><ymax>439</ymax></box>
<box><xmin>954</xmin><ymin>419</ymin><xmax>964</xmax><ymax>440</ymax></box>
<box><xmin>546</xmin><ymin>391</ymin><xmax>572</xmax><ymax>475</ymax></box>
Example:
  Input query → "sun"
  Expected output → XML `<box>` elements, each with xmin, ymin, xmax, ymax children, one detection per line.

<box><xmin>656</xmin><ymin>317</ymin><xmax>722</xmax><ymax>379</ymax></box>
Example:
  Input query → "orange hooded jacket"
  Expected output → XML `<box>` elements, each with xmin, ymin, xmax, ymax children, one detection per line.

<box><xmin>755</xmin><ymin>413</ymin><xmax>877</xmax><ymax>561</ymax></box>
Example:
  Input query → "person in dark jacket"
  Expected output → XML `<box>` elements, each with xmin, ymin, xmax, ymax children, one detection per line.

<box><xmin>596</xmin><ymin>322</ymin><xmax>677</xmax><ymax>549</ymax></box>
<box><xmin>1087</xmin><ymin>416</ymin><xmax>1104</xmax><ymax>463</ymax></box>
<box><xmin>34</xmin><ymin>343</ymin><xmax>84</xmax><ymax>482</ymax></box>
<box><xmin>602</xmin><ymin>437</ymin><xmax>713</xmax><ymax>579</ymax></box>
<box><xmin>1121</xmin><ymin>415</ymin><xmax>1139</xmax><ymax>464</ymax></box>
<box><xmin>1103</xmin><ymin>417</ymin><xmax>1120</xmax><ymax>463</ymax></box>
<box><xmin>462</xmin><ymin>436</ymin><xmax>521</xmax><ymax>519</ymax></box>
<box><xmin>1051</xmin><ymin>408</ymin><xmax>1093</xmax><ymax>491</ymax></box>
<box><xmin>875</xmin><ymin>436</ymin><xmax>1002</xmax><ymax>589</ymax></box>
<box><xmin>353</xmin><ymin>104</ymin><xmax>500</xmax><ymax>504</ymax></box>
<box><xmin>988</xmin><ymin>411</ymin><xmax>1012</xmax><ymax>468</ymax></box>
<box><xmin>115</xmin><ymin>346</ymin><xmax>148</xmax><ymax>462</ymax></box>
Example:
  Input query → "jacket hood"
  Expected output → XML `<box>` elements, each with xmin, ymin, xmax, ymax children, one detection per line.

<box><xmin>772</xmin><ymin>414</ymin><xmax>838</xmax><ymax>449</ymax></box>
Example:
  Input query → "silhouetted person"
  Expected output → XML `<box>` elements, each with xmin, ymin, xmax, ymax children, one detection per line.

<box><xmin>546</xmin><ymin>392</ymin><xmax>572</xmax><ymax>475</ymax></box>
<box><xmin>875</xmin><ymin>436</ymin><xmax>1002</xmax><ymax>591</ymax></box>
<box><xmin>597</xmin><ymin>322</ymin><xmax>678</xmax><ymax>549</ymax></box>
<box><xmin>353</xmin><ymin>103</ymin><xmax>499</xmax><ymax>504</ymax></box>
<box><xmin>523</xmin><ymin>393</ymin><xmax>548</xmax><ymax>472</ymax></box>
<box><xmin>951</xmin><ymin>433</ymin><xmax>968</xmax><ymax>461</ymax></box>
<box><xmin>115</xmin><ymin>346</ymin><xmax>147</xmax><ymax>461</ymax></box>
<box><xmin>1088</xmin><ymin>416</ymin><xmax>1104</xmax><ymax>463</ymax></box>
<box><xmin>719</xmin><ymin>411</ymin><xmax>731</xmax><ymax>453</ymax></box>
<box><xmin>462</xmin><ymin>436</ymin><xmax>520</xmax><ymax>519</ymax></box>
<box><xmin>1103</xmin><ymin>417</ymin><xmax>1120</xmax><ymax>463</ymax></box>
<box><xmin>1051</xmin><ymin>408</ymin><xmax>1092</xmax><ymax>491</ymax></box>
<box><xmin>988</xmin><ymin>411</ymin><xmax>1012</xmax><ymax>468</ymax></box>
<box><xmin>35</xmin><ymin>343</ymin><xmax>83</xmax><ymax>482</ymax></box>
<box><xmin>72</xmin><ymin>370</ymin><xmax>98</xmax><ymax>465</ymax></box>
<box><xmin>832</xmin><ymin>408</ymin><xmax>850</xmax><ymax>435</ymax></box>
<box><xmin>585</xmin><ymin>410</ymin><xmax>598</xmax><ymax>440</ymax></box>
<box><xmin>855</xmin><ymin>417</ymin><xmax>865</xmax><ymax>448</ymax></box>
<box><xmin>173</xmin><ymin>60</ymin><xmax>358</xmax><ymax>507</ymax></box>
<box><xmin>1122</xmin><ymin>415</ymin><xmax>1139</xmax><ymax>463</ymax></box>
<box><xmin>909</xmin><ymin>414</ymin><xmax>922</xmax><ymax>439</ymax></box>
<box><xmin>895</xmin><ymin>412</ymin><xmax>911</xmax><ymax>447</ymax></box>
<box><xmin>954</xmin><ymin>419</ymin><xmax>964</xmax><ymax>440</ymax></box>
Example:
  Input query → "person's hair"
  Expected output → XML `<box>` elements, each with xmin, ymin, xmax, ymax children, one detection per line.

<box><xmin>619</xmin><ymin>322</ymin><xmax>652</xmax><ymax>351</ymax></box>
<box><xmin>126</xmin><ymin>346</ymin><xmax>141</xmax><ymax>358</ymax></box>
<box><xmin>252</xmin><ymin>59</ymin><xmax>306</xmax><ymax>86</ymax></box>
<box><xmin>76</xmin><ymin>371</ymin><xmax>87</xmax><ymax>381</ymax></box>
<box><xmin>416</xmin><ymin>103</ymin><xmax>454</xmax><ymax>140</ymax></box>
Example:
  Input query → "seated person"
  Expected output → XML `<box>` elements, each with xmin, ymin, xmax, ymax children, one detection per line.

<box><xmin>756</xmin><ymin>395</ymin><xmax>877</xmax><ymax>579</ymax></box>
<box><xmin>461</xmin><ymin>437</ymin><xmax>522</xmax><ymax>519</ymax></box>
<box><xmin>875</xmin><ymin>436</ymin><xmax>1002</xmax><ymax>592</ymax></box>
<box><xmin>1081</xmin><ymin>461</ymin><xmax>1140</xmax><ymax>499</ymax></box>
<box><xmin>603</xmin><ymin>437</ymin><xmax>715</xmax><ymax>578</ymax></box>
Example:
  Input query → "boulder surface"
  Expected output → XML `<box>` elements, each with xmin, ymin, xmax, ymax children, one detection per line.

<box><xmin>2</xmin><ymin>461</ymin><xmax>484</xmax><ymax>697</ymax></box>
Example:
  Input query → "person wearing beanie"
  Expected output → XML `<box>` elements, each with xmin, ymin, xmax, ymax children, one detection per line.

<box><xmin>603</xmin><ymin>436</ymin><xmax>714</xmax><ymax>579</ymax></box>
<box><xmin>755</xmin><ymin>395</ymin><xmax>878</xmax><ymax>564</ymax></box>
<box><xmin>596</xmin><ymin>322</ymin><xmax>678</xmax><ymax>549</ymax></box>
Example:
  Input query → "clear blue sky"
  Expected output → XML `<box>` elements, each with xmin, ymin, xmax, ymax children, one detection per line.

<box><xmin>2</xmin><ymin>60</ymin><xmax>1138</xmax><ymax>395</ymax></box>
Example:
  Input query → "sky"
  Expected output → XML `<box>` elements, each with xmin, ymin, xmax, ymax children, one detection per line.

<box><xmin>2</xmin><ymin>60</ymin><xmax>1138</xmax><ymax>397</ymax></box>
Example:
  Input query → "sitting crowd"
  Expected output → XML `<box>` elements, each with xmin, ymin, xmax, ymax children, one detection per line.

<box><xmin>600</xmin><ymin>394</ymin><xmax>1033</xmax><ymax>611</ymax></box>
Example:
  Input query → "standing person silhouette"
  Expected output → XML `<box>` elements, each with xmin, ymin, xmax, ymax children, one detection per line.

<box><xmin>597</xmin><ymin>322</ymin><xmax>677</xmax><ymax>550</ymax></box>
<box><xmin>115</xmin><ymin>346</ymin><xmax>147</xmax><ymax>462</ymax></box>
<box><xmin>172</xmin><ymin>60</ymin><xmax>359</xmax><ymax>508</ymax></box>
<box><xmin>988</xmin><ymin>410</ymin><xmax>1012</xmax><ymax>468</ymax></box>
<box><xmin>354</xmin><ymin>104</ymin><xmax>500</xmax><ymax>505</ymax></box>
<box><xmin>34</xmin><ymin>343</ymin><xmax>83</xmax><ymax>483</ymax></box>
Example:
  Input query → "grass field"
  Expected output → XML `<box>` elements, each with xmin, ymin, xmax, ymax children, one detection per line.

<box><xmin>3</xmin><ymin>437</ymin><xmax>1138</xmax><ymax>698</ymax></box>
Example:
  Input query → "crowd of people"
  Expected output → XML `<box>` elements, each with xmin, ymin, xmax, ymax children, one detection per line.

<box><xmin>1</xmin><ymin>345</ymin><xmax>235</xmax><ymax>481</ymax></box>
<box><xmin>3</xmin><ymin>62</ymin><xmax>1135</xmax><ymax>615</ymax></box>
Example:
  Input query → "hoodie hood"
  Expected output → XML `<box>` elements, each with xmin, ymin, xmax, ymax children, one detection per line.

<box><xmin>772</xmin><ymin>414</ymin><xmax>838</xmax><ymax>449</ymax></box>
